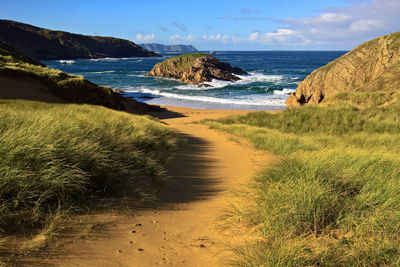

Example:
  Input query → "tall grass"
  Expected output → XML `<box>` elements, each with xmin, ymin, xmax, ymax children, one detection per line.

<box><xmin>158</xmin><ymin>53</ymin><xmax>208</xmax><ymax>71</ymax></box>
<box><xmin>0</xmin><ymin>100</ymin><xmax>178</xmax><ymax>232</ymax></box>
<box><xmin>203</xmin><ymin>102</ymin><xmax>400</xmax><ymax>266</ymax></box>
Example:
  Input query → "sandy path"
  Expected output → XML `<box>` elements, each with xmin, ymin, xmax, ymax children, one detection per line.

<box><xmin>27</xmin><ymin>106</ymin><xmax>274</xmax><ymax>267</ymax></box>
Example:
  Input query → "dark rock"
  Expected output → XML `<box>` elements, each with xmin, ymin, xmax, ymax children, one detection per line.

<box><xmin>145</xmin><ymin>53</ymin><xmax>247</xmax><ymax>86</ymax></box>
<box><xmin>0</xmin><ymin>19</ymin><xmax>159</xmax><ymax>60</ymax></box>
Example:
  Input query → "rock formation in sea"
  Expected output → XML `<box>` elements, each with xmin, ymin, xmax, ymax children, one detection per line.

<box><xmin>139</xmin><ymin>43</ymin><xmax>198</xmax><ymax>52</ymax></box>
<box><xmin>0</xmin><ymin>41</ymin><xmax>163</xmax><ymax>113</ymax></box>
<box><xmin>0</xmin><ymin>19</ymin><xmax>159</xmax><ymax>60</ymax></box>
<box><xmin>145</xmin><ymin>53</ymin><xmax>247</xmax><ymax>86</ymax></box>
<box><xmin>286</xmin><ymin>31</ymin><xmax>400</xmax><ymax>107</ymax></box>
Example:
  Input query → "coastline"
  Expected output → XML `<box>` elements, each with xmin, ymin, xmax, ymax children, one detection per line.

<box><xmin>141</xmin><ymin>96</ymin><xmax>287</xmax><ymax>111</ymax></box>
<box><xmin>151</xmin><ymin>104</ymin><xmax>255</xmax><ymax>121</ymax></box>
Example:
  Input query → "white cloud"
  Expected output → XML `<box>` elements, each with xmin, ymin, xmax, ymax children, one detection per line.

<box><xmin>202</xmin><ymin>34</ymin><xmax>232</xmax><ymax>43</ymax></box>
<box><xmin>135</xmin><ymin>33</ymin><xmax>156</xmax><ymax>42</ymax></box>
<box><xmin>157</xmin><ymin>0</ymin><xmax>399</xmax><ymax>49</ymax></box>
<box><xmin>349</xmin><ymin>19</ymin><xmax>384</xmax><ymax>32</ymax></box>
<box><xmin>281</xmin><ymin>0</ymin><xmax>400</xmax><ymax>47</ymax></box>
<box><xmin>247</xmin><ymin>29</ymin><xmax>310</xmax><ymax>45</ymax></box>
<box><xmin>249</xmin><ymin>32</ymin><xmax>259</xmax><ymax>41</ymax></box>
<box><xmin>168</xmin><ymin>34</ymin><xmax>197</xmax><ymax>43</ymax></box>
<box><xmin>286</xmin><ymin>13</ymin><xmax>352</xmax><ymax>26</ymax></box>
<box><xmin>166</xmin><ymin>1</ymin><xmax>399</xmax><ymax>50</ymax></box>
<box><xmin>170</xmin><ymin>30</ymin><xmax>308</xmax><ymax>47</ymax></box>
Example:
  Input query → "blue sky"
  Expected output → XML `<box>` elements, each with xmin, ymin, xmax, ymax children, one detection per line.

<box><xmin>2</xmin><ymin>0</ymin><xmax>400</xmax><ymax>50</ymax></box>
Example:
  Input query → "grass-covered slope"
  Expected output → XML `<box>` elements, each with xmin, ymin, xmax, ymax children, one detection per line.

<box><xmin>0</xmin><ymin>100</ymin><xmax>178</xmax><ymax>232</ymax></box>
<box><xmin>157</xmin><ymin>53</ymin><xmax>210</xmax><ymax>71</ymax></box>
<box><xmin>0</xmin><ymin>40</ymin><xmax>159</xmax><ymax>112</ymax></box>
<box><xmin>203</xmin><ymin>102</ymin><xmax>400</xmax><ymax>265</ymax></box>
<box><xmin>0</xmin><ymin>19</ymin><xmax>159</xmax><ymax>60</ymax></box>
<box><xmin>286</xmin><ymin>31</ymin><xmax>400</xmax><ymax>107</ymax></box>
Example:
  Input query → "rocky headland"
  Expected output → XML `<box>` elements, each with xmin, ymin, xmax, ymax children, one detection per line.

<box><xmin>145</xmin><ymin>53</ymin><xmax>247</xmax><ymax>86</ymax></box>
<box><xmin>0</xmin><ymin>20</ymin><xmax>159</xmax><ymax>60</ymax></box>
<box><xmin>0</xmin><ymin>41</ymin><xmax>162</xmax><ymax>113</ymax></box>
<box><xmin>286</xmin><ymin>31</ymin><xmax>400</xmax><ymax>107</ymax></box>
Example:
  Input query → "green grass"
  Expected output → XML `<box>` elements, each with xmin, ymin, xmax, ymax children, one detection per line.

<box><xmin>0</xmin><ymin>40</ymin><xmax>128</xmax><ymax>110</ymax></box>
<box><xmin>202</xmin><ymin>102</ymin><xmax>400</xmax><ymax>266</ymax></box>
<box><xmin>158</xmin><ymin>53</ymin><xmax>209</xmax><ymax>71</ymax></box>
<box><xmin>0</xmin><ymin>100</ymin><xmax>178</xmax><ymax>233</ymax></box>
<box><xmin>0</xmin><ymin>41</ymin><xmax>44</xmax><ymax>66</ymax></box>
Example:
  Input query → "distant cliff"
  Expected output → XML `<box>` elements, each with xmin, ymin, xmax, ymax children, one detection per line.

<box><xmin>0</xmin><ymin>20</ymin><xmax>159</xmax><ymax>60</ymax></box>
<box><xmin>139</xmin><ymin>43</ymin><xmax>198</xmax><ymax>52</ymax></box>
<box><xmin>286</xmin><ymin>31</ymin><xmax>400</xmax><ymax>108</ymax></box>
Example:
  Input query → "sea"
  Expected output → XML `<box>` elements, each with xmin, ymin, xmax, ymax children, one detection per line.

<box><xmin>44</xmin><ymin>51</ymin><xmax>346</xmax><ymax>110</ymax></box>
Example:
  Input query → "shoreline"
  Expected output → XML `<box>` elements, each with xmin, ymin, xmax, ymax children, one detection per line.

<box><xmin>143</xmin><ymin>97</ymin><xmax>287</xmax><ymax>111</ymax></box>
<box><xmin>154</xmin><ymin>104</ymin><xmax>283</xmax><ymax>120</ymax></box>
<box><xmin>151</xmin><ymin>104</ymin><xmax>258</xmax><ymax>122</ymax></box>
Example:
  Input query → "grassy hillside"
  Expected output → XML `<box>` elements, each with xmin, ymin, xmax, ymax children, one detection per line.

<box><xmin>158</xmin><ymin>53</ymin><xmax>209</xmax><ymax>71</ymax></box>
<box><xmin>0</xmin><ymin>100</ymin><xmax>178</xmax><ymax>234</ymax></box>
<box><xmin>0</xmin><ymin>40</ymin><xmax>158</xmax><ymax>112</ymax></box>
<box><xmin>203</xmin><ymin>101</ymin><xmax>400</xmax><ymax>265</ymax></box>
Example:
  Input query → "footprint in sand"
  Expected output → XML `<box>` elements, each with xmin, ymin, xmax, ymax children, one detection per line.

<box><xmin>190</xmin><ymin>236</ymin><xmax>215</xmax><ymax>248</ymax></box>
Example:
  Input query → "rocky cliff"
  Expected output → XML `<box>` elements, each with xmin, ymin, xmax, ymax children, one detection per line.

<box><xmin>145</xmin><ymin>53</ymin><xmax>247</xmax><ymax>85</ymax></box>
<box><xmin>0</xmin><ymin>20</ymin><xmax>159</xmax><ymax>60</ymax></box>
<box><xmin>0</xmin><ymin>41</ymin><xmax>162</xmax><ymax>113</ymax></box>
<box><xmin>286</xmin><ymin>31</ymin><xmax>400</xmax><ymax>107</ymax></box>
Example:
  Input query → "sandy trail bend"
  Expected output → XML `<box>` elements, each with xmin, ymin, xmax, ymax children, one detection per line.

<box><xmin>40</xmin><ymin>106</ymin><xmax>274</xmax><ymax>267</ymax></box>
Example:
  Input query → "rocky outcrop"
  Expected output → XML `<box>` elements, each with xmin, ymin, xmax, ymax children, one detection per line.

<box><xmin>139</xmin><ymin>43</ymin><xmax>198</xmax><ymax>52</ymax></box>
<box><xmin>0</xmin><ymin>41</ymin><xmax>163</xmax><ymax>113</ymax></box>
<box><xmin>286</xmin><ymin>31</ymin><xmax>400</xmax><ymax>107</ymax></box>
<box><xmin>145</xmin><ymin>53</ymin><xmax>247</xmax><ymax>85</ymax></box>
<box><xmin>0</xmin><ymin>20</ymin><xmax>159</xmax><ymax>60</ymax></box>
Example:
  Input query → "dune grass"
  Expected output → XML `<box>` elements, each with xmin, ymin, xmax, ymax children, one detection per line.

<box><xmin>203</xmin><ymin>102</ymin><xmax>400</xmax><ymax>266</ymax></box>
<box><xmin>158</xmin><ymin>53</ymin><xmax>209</xmax><ymax>71</ymax></box>
<box><xmin>0</xmin><ymin>100</ymin><xmax>178</xmax><ymax>234</ymax></box>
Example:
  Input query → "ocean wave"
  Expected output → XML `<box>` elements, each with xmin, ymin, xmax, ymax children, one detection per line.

<box><xmin>86</xmin><ymin>70</ymin><xmax>117</xmax><ymax>74</ymax></box>
<box><xmin>171</xmin><ymin>72</ymin><xmax>285</xmax><ymax>90</ymax></box>
<box><xmin>273</xmin><ymin>88</ymin><xmax>296</xmax><ymax>95</ymax></box>
<box><xmin>88</xmin><ymin>57</ymin><xmax>156</xmax><ymax>62</ymax></box>
<box><xmin>126</xmin><ymin>88</ymin><xmax>287</xmax><ymax>107</ymax></box>
<box><xmin>58</xmin><ymin>60</ymin><xmax>75</xmax><ymax>64</ymax></box>
<box><xmin>89</xmin><ymin>57</ymin><xmax>132</xmax><ymax>62</ymax></box>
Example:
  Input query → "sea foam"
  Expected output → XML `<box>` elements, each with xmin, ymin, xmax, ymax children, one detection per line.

<box><xmin>125</xmin><ymin>87</ymin><xmax>287</xmax><ymax>107</ymax></box>
<box><xmin>273</xmin><ymin>88</ymin><xmax>296</xmax><ymax>95</ymax></box>
<box><xmin>171</xmin><ymin>72</ymin><xmax>285</xmax><ymax>90</ymax></box>
<box><xmin>58</xmin><ymin>60</ymin><xmax>75</xmax><ymax>64</ymax></box>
